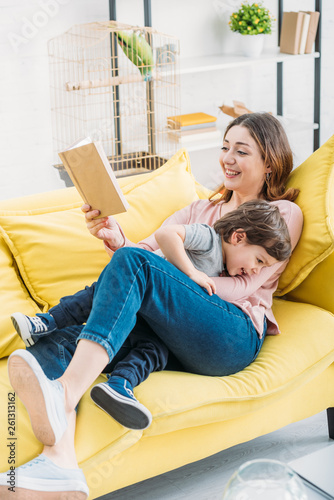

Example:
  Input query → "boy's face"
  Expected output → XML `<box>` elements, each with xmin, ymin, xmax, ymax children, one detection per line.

<box><xmin>224</xmin><ymin>231</ymin><xmax>278</xmax><ymax>277</ymax></box>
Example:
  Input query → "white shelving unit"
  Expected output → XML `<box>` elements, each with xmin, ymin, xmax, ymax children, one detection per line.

<box><xmin>179</xmin><ymin>50</ymin><xmax>320</xmax><ymax>75</ymax></box>
<box><xmin>107</xmin><ymin>0</ymin><xmax>321</xmax><ymax>174</ymax></box>
<box><xmin>176</xmin><ymin>48</ymin><xmax>321</xmax><ymax>153</ymax></box>
<box><xmin>174</xmin><ymin>0</ymin><xmax>322</xmax><ymax>156</ymax></box>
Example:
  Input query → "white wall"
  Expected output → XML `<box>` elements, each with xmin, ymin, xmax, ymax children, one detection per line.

<box><xmin>0</xmin><ymin>0</ymin><xmax>333</xmax><ymax>200</ymax></box>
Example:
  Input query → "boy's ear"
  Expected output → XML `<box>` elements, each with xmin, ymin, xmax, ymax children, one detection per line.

<box><xmin>230</xmin><ymin>230</ymin><xmax>247</xmax><ymax>245</ymax></box>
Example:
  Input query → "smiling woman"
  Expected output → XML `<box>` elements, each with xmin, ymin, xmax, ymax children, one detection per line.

<box><xmin>220</xmin><ymin>126</ymin><xmax>270</xmax><ymax>203</ymax></box>
<box><xmin>3</xmin><ymin>113</ymin><xmax>303</xmax><ymax>499</ymax></box>
<box><xmin>212</xmin><ymin>112</ymin><xmax>299</xmax><ymax>211</ymax></box>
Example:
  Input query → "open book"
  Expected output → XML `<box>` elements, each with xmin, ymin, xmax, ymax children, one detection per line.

<box><xmin>59</xmin><ymin>138</ymin><xmax>129</xmax><ymax>218</ymax></box>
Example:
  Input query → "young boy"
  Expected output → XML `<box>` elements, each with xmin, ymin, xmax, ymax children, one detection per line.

<box><xmin>10</xmin><ymin>200</ymin><xmax>291</xmax><ymax>430</ymax></box>
<box><xmin>154</xmin><ymin>199</ymin><xmax>290</xmax><ymax>296</ymax></box>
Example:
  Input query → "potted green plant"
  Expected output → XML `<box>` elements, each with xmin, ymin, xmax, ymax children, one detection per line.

<box><xmin>229</xmin><ymin>2</ymin><xmax>274</xmax><ymax>57</ymax></box>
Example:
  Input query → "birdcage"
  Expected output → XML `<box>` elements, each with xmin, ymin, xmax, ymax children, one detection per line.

<box><xmin>48</xmin><ymin>21</ymin><xmax>180</xmax><ymax>182</ymax></box>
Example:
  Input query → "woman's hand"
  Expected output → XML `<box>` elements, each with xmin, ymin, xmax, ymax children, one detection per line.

<box><xmin>81</xmin><ymin>204</ymin><xmax>124</xmax><ymax>250</ymax></box>
<box><xmin>188</xmin><ymin>269</ymin><xmax>216</xmax><ymax>296</ymax></box>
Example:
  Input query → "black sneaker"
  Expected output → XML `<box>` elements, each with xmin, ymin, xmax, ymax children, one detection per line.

<box><xmin>11</xmin><ymin>312</ymin><xmax>57</xmax><ymax>347</ymax></box>
<box><xmin>90</xmin><ymin>377</ymin><xmax>152</xmax><ymax>430</ymax></box>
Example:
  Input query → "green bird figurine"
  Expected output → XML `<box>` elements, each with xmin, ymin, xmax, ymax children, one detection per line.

<box><xmin>116</xmin><ymin>30</ymin><xmax>154</xmax><ymax>81</ymax></box>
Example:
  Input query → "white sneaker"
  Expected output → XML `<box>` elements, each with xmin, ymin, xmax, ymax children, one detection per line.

<box><xmin>8</xmin><ymin>349</ymin><xmax>68</xmax><ymax>446</ymax></box>
<box><xmin>0</xmin><ymin>453</ymin><xmax>89</xmax><ymax>499</ymax></box>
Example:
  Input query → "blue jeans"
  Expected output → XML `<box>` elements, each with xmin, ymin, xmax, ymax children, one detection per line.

<box><xmin>29</xmin><ymin>319</ymin><xmax>170</xmax><ymax>388</ymax></box>
<box><xmin>30</xmin><ymin>248</ymin><xmax>266</xmax><ymax>383</ymax></box>
<box><xmin>49</xmin><ymin>284</ymin><xmax>97</xmax><ymax>329</ymax></box>
<box><xmin>46</xmin><ymin>274</ymin><xmax>171</xmax><ymax>387</ymax></box>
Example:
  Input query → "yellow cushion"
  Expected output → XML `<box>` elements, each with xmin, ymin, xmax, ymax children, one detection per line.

<box><xmin>110</xmin><ymin>149</ymin><xmax>199</xmax><ymax>242</ymax></box>
<box><xmin>276</xmin><ymin>135</ymin><xmax>334</xmax><ymax>295</ymax></box>
<box><xmin>0</xmin><ymin>239</ymin><xmax>40</xmax><ymax>358</ymax></box>
<box><xmin>0</xmin><ymin>149</ymin><xmax>198</xmax><ymax>309</ymax></box>
<box><xmin>195</xmin><ymin>181</ymin><xmax>213</xmax><ymax>200</ymax></box>
<box><xmin>285</xmin><ymin>251</ymin><xmax>334</xmax><ymax>315</ymax></box>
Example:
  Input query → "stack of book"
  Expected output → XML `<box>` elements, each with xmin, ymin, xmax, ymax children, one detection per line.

<box><xmin>167</xmin><ymin>112</ymin><xmax>221</xmax><ymax>146</ymax></box>
<box><xmin>280</xmin><ymin>11</ymin><xmax>320</xmax><ymax>55</ymax></box>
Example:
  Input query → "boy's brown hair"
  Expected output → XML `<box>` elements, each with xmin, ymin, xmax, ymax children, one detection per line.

<box><xmin>213</xmin><ymin>200</ymin><xmax>291</xmax><ymax>262</ymax></box>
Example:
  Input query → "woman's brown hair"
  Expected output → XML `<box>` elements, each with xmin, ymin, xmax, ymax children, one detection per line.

<box><xmin>214</xmin><ymin>199</ymin><xmax>291</xmax><ymax>262</ymax></box>
<box><xmin>210</xmin><ymin>113</ymin><xmax>299</xmax><ymax>204</ymax></box>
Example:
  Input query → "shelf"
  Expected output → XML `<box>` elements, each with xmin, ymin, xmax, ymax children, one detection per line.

<box><xmin>179</xmin><ymin>50</ymin><xmax>320</xmax><ymax>75</ymax></box>
<box><xmin>180</xmin><ymin>139</ymin><xmax>222</xmax><ymax>153</ymax></box>
<box><xmin>172</xmin><ymin>118</ymin><xmax>319</xmax><ymax>153</ymax></box>
<box><xmin>277</xmin><ymin>118</ymin><xmax>319</xmax><ymax>133</ymax></box>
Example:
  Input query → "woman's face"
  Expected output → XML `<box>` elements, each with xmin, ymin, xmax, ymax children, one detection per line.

<box><xmin>219</xmin><ymin>125</ymin><xmax>271</xmax><ymax>200</ymax></box>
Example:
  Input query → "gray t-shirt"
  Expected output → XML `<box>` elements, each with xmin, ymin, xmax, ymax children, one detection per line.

<box><xmin>155</xmin><ymin>223</ymin><xmax>224</xmax><ymax>277</ymax></box>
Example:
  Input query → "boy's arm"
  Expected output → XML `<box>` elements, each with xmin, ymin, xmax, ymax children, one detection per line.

<box><xmin>155</xmin><ymin>225</ymin><xmax>216</xmax><ymax>296</ymax></box>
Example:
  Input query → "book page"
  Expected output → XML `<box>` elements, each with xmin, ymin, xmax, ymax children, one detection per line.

<box><xmin>65</xmin><ymin>137</ymin><xmax>93</xmax><ymax>150</ymax></box>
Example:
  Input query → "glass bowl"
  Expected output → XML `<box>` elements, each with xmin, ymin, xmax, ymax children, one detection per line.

<box><xmin>222</xmin><ymin>459</ymin><xmax>308</xmax><ymax>499</ymax></box>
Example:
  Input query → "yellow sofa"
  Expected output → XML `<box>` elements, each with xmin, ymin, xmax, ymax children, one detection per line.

<box><xmin>0</xmin><ymin>140</ymin><xmax>334</xmax><ymax>499</ymax></box>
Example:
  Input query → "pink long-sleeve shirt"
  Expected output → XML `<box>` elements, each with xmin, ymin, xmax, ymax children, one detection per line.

<box><xmin>105</xmin><ymin>199</ymin><xmax>303</xmax><ymax>338</ymax></box>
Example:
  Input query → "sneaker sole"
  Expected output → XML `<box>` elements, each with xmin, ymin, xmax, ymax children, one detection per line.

<box><xmin>0</xmin><ymin>486</ymin><xmax>87</xmax><ymax>500</ymax></box>
<box><xmin>90</xmin><ymin>384</ymin><xmax>152</xmax><ymax>430</ymax></box>
<box><xmin>11</xmin><ymin>313</ymin><xmax>35</xmax><ymax>347</ymax></box>
<box><xmin>8</xmin><ymin>351</ymin><xmax>65</xmax><ymax>446</ymax></box>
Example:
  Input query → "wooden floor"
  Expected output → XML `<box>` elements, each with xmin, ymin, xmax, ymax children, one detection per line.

<box><xmin>99</xmin><ymin>410</ymin><xmax>331</xmax><ymax>499</ymax></box>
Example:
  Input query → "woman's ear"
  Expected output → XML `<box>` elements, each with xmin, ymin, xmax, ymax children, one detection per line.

<box><xmin>230</xmin><ymin>230</ymin><xmax>247</xmax><ymax>245</ymax></box>
<box><xmin>265</xmin><ymin>164</ymin><xmax>272</xmax><ymax>174</ymax></box>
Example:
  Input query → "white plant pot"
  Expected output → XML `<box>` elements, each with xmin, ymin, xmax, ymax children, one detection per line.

<box><xmin>236</xmin><ymin>33</ymin><xmax>265</xmax><ymax>57</ymax></box>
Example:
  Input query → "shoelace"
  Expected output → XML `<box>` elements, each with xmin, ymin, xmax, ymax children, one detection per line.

<box><xmin>123</xmin><ymin>382</ymin><xmax>135</xmax><ymax>399</ymax></box>
<box><xmin>30</xmin><ymin>316</ymin><xmax>49</xmax><ymax>333</ymax></box>
<box><xmin>20</xmin><ymin>455</ymin><xmax>45</xmax><ymax>470</ymax></box>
